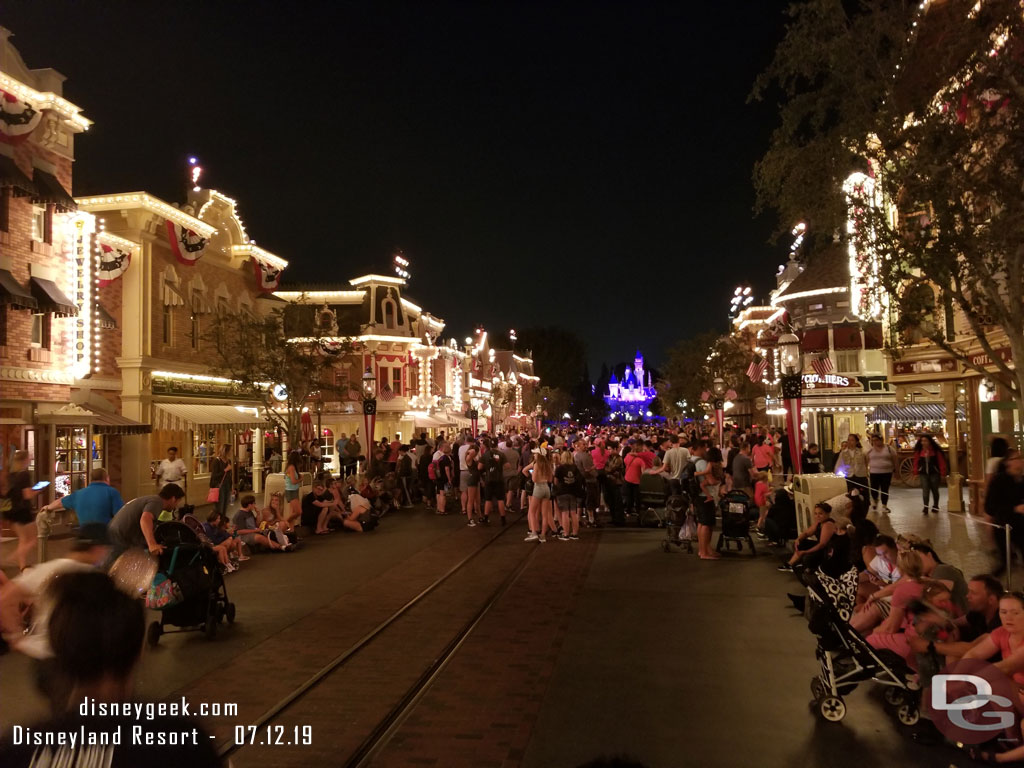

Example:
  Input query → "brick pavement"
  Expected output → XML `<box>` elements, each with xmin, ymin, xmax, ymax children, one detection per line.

<box><xmin>173</xmin><ymin>515</ymin><xmax>523</xmax><ymax>750</ymax></box>
<box><xmin>368</xmin><ymin>534</ymin><xmax>600</xmax><ymax>768</ymax></box>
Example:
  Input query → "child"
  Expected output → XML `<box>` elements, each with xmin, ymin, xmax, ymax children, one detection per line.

<box><xmin>753</xmin><ymin>471</ymin><xmax>772</xmax><ymax>533</ymax></box>
<box><xmin>802</xmin><ymin>443</ymin><xmax>822</xmax><ymax>473</ymax></box>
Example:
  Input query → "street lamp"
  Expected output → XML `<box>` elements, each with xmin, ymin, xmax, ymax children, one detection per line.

<box><xmin>361</xmin><ymin>367</ymin><xmax>377</xmax><ymax>455</ymax></box>
<box><xmin>534</xmin><ymin>404</ymin><xmax>543</xmax><ymax>438</ymax></box>
<box><xmin>778</xmin><ymin>332</ymin><xmax>804</xmax><ymax>476</ymax></box>
<box><xmin>712</xmin><ymin>375</ymin><xmax>727</xmax><ymax>449</ymax></box>
<box><xmin>468</xmin><ymin>400</ymin><xmax>479</xmax><ymax>439</ymax></box>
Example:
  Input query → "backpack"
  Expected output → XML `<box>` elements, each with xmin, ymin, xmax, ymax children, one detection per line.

<box><xmin>429</xmin><ymin>455</ymin><xmax>443</xmax><ymax>481</ymax></box>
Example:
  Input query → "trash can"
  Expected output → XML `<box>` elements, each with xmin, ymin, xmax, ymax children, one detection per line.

<box><xmin>794</xmin><ymin>473</ymin><xmax>848</xmax><ymax>534</ymax></box>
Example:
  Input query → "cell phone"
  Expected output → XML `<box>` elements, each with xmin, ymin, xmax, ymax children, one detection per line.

<box><xmin>32</xmin><ymin>481</ymin><xmax>50</xmax><ymax>491</ymax></box>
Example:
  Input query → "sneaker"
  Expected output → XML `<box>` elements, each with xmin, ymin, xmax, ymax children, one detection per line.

<box><xmin>467</xmin><ymin>519</ymin><xmax>477</xmax><ymax>527</ymax></box>
<box><xmin>777</xmin><ymin>563</ymin><xmax>793</xmax><ymax>572</ymax></box>
<box><xmin>569</xmin><ymin>534</ymin><xmax>579</xmax><ymax>541</ymax></box>
<box><xmin>557</xmin><ymin>534</ymin><xmax>569</xmax><ymax>541</ymax></box>
<box><xmin>881</xmin><ymin>506</ymin><xmax>890</xmax><ymax>514</ymax></box>
<box><xmin>524</xmin><ymin>532</ymin><xmax>539</xmax><ymax>542</ymax></box>
<box><xmin>538</xmin><ymin>535</ymin><xmax>547</xmax><ymax>543</ymax></box>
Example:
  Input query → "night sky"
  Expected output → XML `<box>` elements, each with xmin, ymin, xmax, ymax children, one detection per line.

<box><xmin>3</xmin><ymin>1</ymin><xmax>789</xmax><ymax>372</ymax></box>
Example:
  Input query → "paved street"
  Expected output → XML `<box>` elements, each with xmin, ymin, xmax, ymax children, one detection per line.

<box><xmin>0</xmin><ymin>490</ymin><xmax>1000</xmax><ymax>767</ymax></box>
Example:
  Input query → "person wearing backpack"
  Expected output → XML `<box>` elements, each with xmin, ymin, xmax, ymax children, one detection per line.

<box><xmin>432</xmin><ymin>442</ymin><xmax>454</xmax><ymax>515</ymax></box>
<box><xmin>604</xmin><ymin>441</ymin><xmax>626</xmax><ymax>526</ymax></box>
<box><xmin>480</xmin><ymin>439</ymin><xmax>507</xmax><ymax>525</ymax></box>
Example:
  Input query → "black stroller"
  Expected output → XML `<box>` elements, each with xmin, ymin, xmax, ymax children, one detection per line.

<box><xmin>804</xmin><ymin>568</ymin><xmax>920</xmax><ymax>725</ymax></box>
<box><xmin>635</xmin><ymin>473</ymin><xmax>669</xmax><ymax>527</ymax></box>
<box><xmin>715</xmin><ymin>490</ymin><xmax>757</xmax><ymax>555</ymax></box>
<box><xmin>661</xmin><ymin>495</ymin><xmax>695</xmax><ymax>553</ymax></box>
<box><xmin>146</xmin><ymin>521</ymin><xmax>235</xmax><ymax>645</ymax></box>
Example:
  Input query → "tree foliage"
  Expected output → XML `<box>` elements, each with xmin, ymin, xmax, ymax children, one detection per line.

<box><xmin>205</xmin><ymin>305</ymin><xmax>353</xmax><ymax>445</ymax></box>
<box><xmin>753</xmin><ymin>0</ymin><xmax>1024</xmax><ymax>408</ymax></box>
<box><xmin>662</xmin><ymin>332</ymin><xmax>761</xmax><ymax>420</ymax></box>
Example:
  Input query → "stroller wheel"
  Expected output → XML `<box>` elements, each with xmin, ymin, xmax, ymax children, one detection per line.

<box><xmin>147</xmin><ymin>621</ymin><xmax>162</xmax><ymax>647</ymax></box>
<box><xmin>225</xmin><ymin>602</ymin><xmax>236</xmax><ymax>624</ymax></box>
<box><xmin>897</xmin><ymin>703</ymin><xmax>920</xmax><ymax>726</ymax></box>
<box><xmin>818</xmin><ymin>696</ymin><xmax>846</xmax><ymax>722</ymax></box>
<box><xmin>810</xmin><ymin>677</ymin><xmax>826</xmax><ymax>700</ymax></box>
<box><xmin>883</xmin><ymin>687</ymin><xmax>904</xmax><ymax>706</ymax></box>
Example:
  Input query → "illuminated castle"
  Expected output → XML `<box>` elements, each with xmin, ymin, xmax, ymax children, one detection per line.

<box><xmin>605</xmin><ymin>350</ymin><xmax>657</xmax><ymax>419</ymax></box>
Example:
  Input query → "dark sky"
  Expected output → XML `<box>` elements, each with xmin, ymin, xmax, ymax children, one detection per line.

<box><xmin>3</xmin><ymin>1</ymin><xmax>789</xmax><ymax>372</ymax></box>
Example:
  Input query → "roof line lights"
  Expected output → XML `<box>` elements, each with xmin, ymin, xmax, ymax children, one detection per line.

<box><xmin>771</xmin><ymin>286</ymin><xmax>849</xmax><ymax>305</ymax></box>
<box><xmin>349</xmin><ymin>274</ymin><xmax>406</xmax><ymax>287</ymax></box>
<box><xmin>274</xmin><ymin>290</ymin><xmax>365</xmax><ymax>302</ymax></box>
<box><xmin>75</xmin><ymin>193</ymin><xmax>217</xmax><ymax>237</ymax></box>
<box><xmin>0</xmin><ymin>72</ymin><xmax>91</xmax><ymax>131</ymax></box>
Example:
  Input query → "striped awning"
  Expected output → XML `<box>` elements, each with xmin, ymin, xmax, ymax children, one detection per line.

<box><xmin>153</xmin><ymin>403</ymin><xmax>267</xmax><ymax>431</ymax></box>
<box><xmin>35</xmin><ymin>403</ymin><xmax>150</xmax><ymax>435</ymax></box>
<box><xmin>869</xmin><ymin>403</ymin><xmax>967</xmax><ymax>422</ymax></box>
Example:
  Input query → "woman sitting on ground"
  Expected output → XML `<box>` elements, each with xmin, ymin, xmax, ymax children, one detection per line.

<box><xmin>856</xmin><ymin>534</ymin><xmax>901</xmax><ymax>606</ymax></box>
<box><xmin>778</xmin><ymin>502</ymin><xmax>835</xmax><ymax>573</ymax></box>
<box><xmin>260</xmin><ymin>492</ymin><xmax>295</xmax><ymax>550</ymax></box>
<box><xmin>851</xmin><ymin>549</ymin><xmax>925</xmax><ymax>636</ymax></box>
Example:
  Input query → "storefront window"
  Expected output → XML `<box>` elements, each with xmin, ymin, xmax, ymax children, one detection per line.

<box><xmin>194</xmin><ymin>429</ymin><xmax>215</xmax><ymax>474</ymax></box>
<box><xmin>55</xmin><ymin>426</ymin><xmax>88</xmax><ymax>496</ymax></box>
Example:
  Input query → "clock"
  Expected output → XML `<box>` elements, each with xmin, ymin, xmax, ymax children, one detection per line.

<box><xmin>272</xmin><ymin>384</ymin><xmax>288</xmax><ymax>402</ymax></box>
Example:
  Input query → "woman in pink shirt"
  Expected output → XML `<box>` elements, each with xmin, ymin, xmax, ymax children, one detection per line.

<box><xmin>751</xmin><ymin>436</ymin><xmax>775</xmax><ymax>473</ymax></box>
<box><xmin>622</xmin><ymin>443</ymin><xmax>655</xmax><ymax>516</ymax></box>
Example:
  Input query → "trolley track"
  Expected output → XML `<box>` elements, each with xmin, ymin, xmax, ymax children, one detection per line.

<box><xmin>216</xmin><ymin>513</ymin><xmax>537</xmax><ymax>766</ymax></box>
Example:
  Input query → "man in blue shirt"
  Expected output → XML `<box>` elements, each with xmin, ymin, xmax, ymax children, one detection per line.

<box><xmin>41</xmin><ymin>468</ymin><xmax>123</xmax><ymax>526</ymax></box>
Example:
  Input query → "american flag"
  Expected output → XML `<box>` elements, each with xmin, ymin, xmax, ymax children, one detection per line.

<box><xmin>746</xmin><ymin>355</ymin><xmax>767</xmax><ymax>382</ymax></box>
<box><xmin>379</xmin><ymin>384</ymin><xmax>396</xmax><ymax>401</ymax></box>
<box><xmin>699</xmin><ymin>390</ymin><xmax>711</xmax><ymax>402</ymax></box>
<box><xmin>811</xmin><ymin>354</ymin><xmax>834</xmax><ymax>377</ymax></box>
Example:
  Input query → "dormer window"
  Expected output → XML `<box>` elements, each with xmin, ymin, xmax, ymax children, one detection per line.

<box><xmin>382</xmin><ymin>297</ymin><xmax>398</xmax><ymax>330</ymax></box>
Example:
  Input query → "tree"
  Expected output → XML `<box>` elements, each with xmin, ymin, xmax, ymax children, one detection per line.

<box><xmin>535</xmin><ymin>386</ymin><xmax>570</xmax><ymax>423</ymax></box>
<box><xmin>514</xmin><ymin>327</ymin><xmax>587</xmax><ymax>392</ymax></box>
<box><xmin>662</xmin><ymin>332</ymin><xmax>762</xmax><ymax>421</ymax></box>
<box><xmin>753</xmin><ymin>0</ymin><xmax>1024</xmax><ymax>411</ymax></box>
<box><xmin>205</xmin><ymin>304</ymin><xmax>353</xmax><ymax>446</ymax></box>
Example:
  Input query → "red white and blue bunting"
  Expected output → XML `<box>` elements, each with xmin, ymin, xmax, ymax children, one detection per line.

<box><xmin>165</xmin><ymin>219</ymin><xmax>207</xmax><ymax>266</ymax></box>
<box><xmin>0</xmin><ymin>89</ymin><xmax>42</xmax><ymax>144</ymax></box>
<box><xmin>252</xmin><ymin>257</ymin><xmax>282</xmax><ymax>293</ymax></box>
<box><xmin>97</xmin><ymin>242</ymin><xmax>132</xmax><ymax>285</ymax></box>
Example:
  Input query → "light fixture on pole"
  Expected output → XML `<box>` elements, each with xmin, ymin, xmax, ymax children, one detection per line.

<box><xmin>361</xmin><ymin>367</ymin><xmax>377</xmax><ymax>455</ymax></box>
<box><xmin>534</xmin><ymin>404</ymin><xmax>543</xmax><ymax>438</ymax></box>
<box><xmin>778</xmin><ymin>332</ymin><xmax>804</xmax><ymax>473</ymax></box>
<box><xmin>712</xmin><ymin>375</ymin><xmax>727</xmax><ymax>448</ymax></box>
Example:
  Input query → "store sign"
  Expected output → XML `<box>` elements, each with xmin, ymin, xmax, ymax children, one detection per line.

<box><xmin>802</xmin><ymin>373</ymin><xmax>855</xmax><ymax>388</ymax></box>
<box><xmin>967</xmin><ymin>347</ymin><xmax>1012</xmax><ymax>368</ymax></box>
<box><xmin>66</xmin><ymin>214</ymin><xmax>95</xmax><ymax>379</ymax></box>
<box><xmin>893</xmin><ymin>357</ymin><xmax>958</xmax><ymax>376</ymax></box>
<box><xmin>152</xmin><ymin>375</ymin><xmax>243</xmax><ymax>399</ymax></box>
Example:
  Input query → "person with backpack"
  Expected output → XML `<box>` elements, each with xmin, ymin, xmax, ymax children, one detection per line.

<box><xmin>431</xmin><ymin>441</ymin><xmax>454</xmax><ymax>515</ymax></box>
<box><xmin>480</xmin><ymin>439</ymin><xmax>508</xmax><ymax>525</ymax></box>
<box><xmin>604</xmin><ymin>441</ymin><xmax>626</xmax><ymax>526</ymax></box>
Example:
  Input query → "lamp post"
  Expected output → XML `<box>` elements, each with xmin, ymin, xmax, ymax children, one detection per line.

<box><xmin>712</xmin><ymin>375</ymin><xmax>727</xmax><ymax>449</ymax></box>
<box><xmin>361</xmin><ymin>367</ymin><xmax>377</xmax><ymax>465</ymax></box>
<box><xmin>778</xmin><ymin>332</ymin><xmax>804</xmax><ymax>475</ymax></box>
<box><xmin>534</xmin><ymin>404</ymin><xmax>543</xmax><ymax>438</ymax></box>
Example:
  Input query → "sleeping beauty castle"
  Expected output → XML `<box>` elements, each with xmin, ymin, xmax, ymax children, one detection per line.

<box><xmin>605</xmin><ymin>351</ymin><xmax>657</xmax><ymax>420</ymax></box>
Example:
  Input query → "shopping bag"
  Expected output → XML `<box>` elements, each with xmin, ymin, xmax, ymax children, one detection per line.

<box><xmin>206</xmin><ymin>487</ymin><xmax>220</xmax><ymax>504</ymax></box>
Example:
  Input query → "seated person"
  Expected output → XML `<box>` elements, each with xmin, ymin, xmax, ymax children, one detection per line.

<box><xmin>908</xmin><ymin>573</ymin><xmax>1003</xmax><ymax>663</ymax></box>
<box><xmin>857</xmin><ymin>534</ymin><xmax>901</xmax><ymax>606</ymax></box>
<box><xmin>259</xmin><ymin>495</ymin><xmax>294</xmax><ymax>550</ymax></box>
<box><xmin>202</xmin><ymin>511</ymin><xmax>243</xmax><ymax>571</ymax></box>
<box><xmin>962</xmin><ymin>592</ymin><xmax>1024</xmax><ymax>764</ymax></box>
<box><xmin>852</xmin><ymin>549</ymin><xmax>924</xmax><ymax>636</ymax></box>
<box><xmin>301</xmin><ymin>479</ymin><xmax>340</xmax><ymax>535</ymax></box>
<box><xmin>231</xmin><ymin>495</ymin><xmax>281</xmax><ymax>552</ymax></box>
<box><xmin>763</xmin><ymin>487</ymin><xmax>797</xmax><ymax>545</ymax></box>
<box><xmin>778</xmin><ymin>503</ymin><xmax>835</xmax><ymax>573</ymax></box>
<box><xmin>341</xmin><ymin>492</ymin><xmax>379</xmax><ymax>533</ymax></box>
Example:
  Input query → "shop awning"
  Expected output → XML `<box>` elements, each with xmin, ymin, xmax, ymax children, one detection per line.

<box><xmin>97</xmin><ymin>303</ymin><xmax>117</xmax><ymax>329</ymax></box>
<box><xmin>833</xmin><ymin>324</ymin><xmax>863</xmax><ymax>351</ymax></box>
<box><xmin>30</xmin><ymin>169</ymin><xmax>76</xmax><ymax>211</ymax></box>
<box><xmin>801</xmin><ymin>327</ymin><xmax>829</xmax><ymax>352</ymax></box>
<box><xmin>411</xmin><ymin>413</ymin><xmax>449</xmax><ymax>428</ymax></box>
<box><xmin>0</xmin><ymin>154</ymin><xmax>36</xmax><ymax>197</ymax></box>
<box><xmin>0</xmin><ymin>269</ymin><xmax>38</xmax><ymax>310</ymax></box>
<box><xmin>864</xmin><ymin>322</ymin><xmax>884</xmax><ymax>350</ymax></box>
<box><xmin>869</xmin><ymin>403</ymin><xmax>967</xmax><ymax>422</ymax></box>
<box><xmin>35</xmin><ymin>403</ymin><xmax>151</xmax><ymax>435</ymax></box>
<box><xmin>153</xmin><ymin>403</ymin><xmax>267</xmax><ymax>431</ymax></box>
<box><xmin>30</xmin><ymin>276</ymin><xmax>76</xmax><ymax>316</ymax></box>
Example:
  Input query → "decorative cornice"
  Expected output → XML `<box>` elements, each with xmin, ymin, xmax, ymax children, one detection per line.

<box><xmin>1</xmin><ymin>366</ymin><xmax>73</xmax><ymax>385</ymax></box>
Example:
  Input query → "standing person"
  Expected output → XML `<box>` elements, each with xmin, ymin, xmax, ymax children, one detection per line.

<box><xmin>731</xmin><ymin>441</ymin><xmax>755</xmax><ymax>497</ymax></box>
<box><xmin>801</xmin><ymin>443</ymin><xmax>823</xmax><ymax>474</ymax></box>
<box><xmin>777</xmin><ymin>429</ymin><xmax>793</xmax><ymax>481</ymax></box>
<box><xmin>986</xmin><ymin>450</ymin><xmax>1024</xmax><ymax>575</ymax></box>
<box><xmin>648</xmin><ymin>434</ymin><xmax>688</xmax><ymax>496</ymax></box>
<box><xmin>604</xmin><ymin>441</ymin><xmax>626</xmax><ymax>526</ymax></box>
<box><xmin>39</xmin><ymin>467</ymin><xmax>123</xmax><ymax>527</ymax></box>
<box><xmin>693</xmin><ymin>442</ymin><xmax>721</xmax><ymax>561</ymax></box>
<box><xmin>434</xmin><ymin>441</ymin><xmax>455</xmax><ymax>515</ymax></box>
<box><xmin>3</xmin><ymin>450</ymin><xmax>41</xmax><ymax>572</ymax></box>
<box><xmin>866</xmin><ymin>434</ymin><xmax>898</xmax><ymax>513</ymax></box>
<box><xmin>912</xmin><ymin>435</ymin><xmax>948</xmax><ymax>514</ymax></box>
<box><xmin>835</xmin><ymin>435</ymin><xmax>868</xmax><ymax>495</ymax></box>
<box><xmin>523</xmin><ymin>448</ymin><xmax>555</xmax><ymax>542</ymax></box>
<box><xmin>396</xmin><ymin>445</ymin><xmax>414</xmax><ymax>507</ymax></box>
<box><xmin>106</xmin><ymin>484</ymin><xmax>185</xmax><ymax>563</ymax></box>
<box><xmin>503</xmin><ymin>438</ymin><xmax>521</xmax><ymax>512</ymax></box>
<box><xmin>751</xmin><ymin>435</ymin><xmax>775</xmax><ymax>477</ymax></box>
<box><xmin>155</xmin><ymin>446</ymin><xmax>187</xmax><ymax>490</ymax></box>
<box><xmin>623</xmin><ymin>442</ymin><xmax>655</xmax><ymax>518</ymax></box>
<box><xmin>481</xmin><ymin>440</ymin><xmax>507</xmax><ymax>525</ymax></box>
<box><xmin>335</xmin><ymin>432</ymin><xmax>349</xmax><ymax>467</ymax></box>
<box><xmin>554</xmin><ymin>449</ymin><xmax>583</xmax><ymax>540</ymax></box>
<box><xmin>208</xmin><ymin>443</ymin><xmax>235</xmax><ymax>518</ymax></box>
<box><xmin>283</xmin><ymin>450</ymin><xmax>303</xmax><ymax>526</ymax></box>
<box><xmin>573</xmin><ymin>439</ymin><xmax>598</xmax><ymax>524</ymax></box>
<box><xmin>464</xmin><ymin>446</ymin><xmax>481</xmax><ymax>526</ymax></box>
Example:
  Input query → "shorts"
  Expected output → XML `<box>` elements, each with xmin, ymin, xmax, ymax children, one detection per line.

<box><xmin>504</xmin><ymin>475</ymin><xmax>519</xmax><ymax>492</ymax></box>
<box><xmin>484</xmin><ymin>481</ymin><xmax>504</xmax><ymax>502</ymax></box>
<box><xmin>696</xmin><ymin>499</ymin><xmax>716</xmax><ymax>528</ymax></box>
<box><xmin>2</xmin><ymin>508</ymin><xmax>34</xmax><ymax>525</ymax></box>
<box><xmin>285</xmin><ymin>488</ymin><xmax>299</xmax><ymax>503</ymax></box>
<box><xmin>556</xmin><ymin>495</ymin><xmax>577</xmax><ymax>512</ymax></box>
<box><xmin>435</xmin><ymin>480</ymin><xmax>450</xmax><ymax>495</ymax></box>
<box><xmin>532</xmin><ymin>482</ymin><xmax>551</xmax><ymax>500</ymax></box>
<box><xmin>459</xmin><ymin>470</ymin><xmax>470</xmax><ymax>492</ymax></box>
<box><xmin>241</xmin><ymin>532</ymin><xmax>259</xmax><ymax>548</ymax></box>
